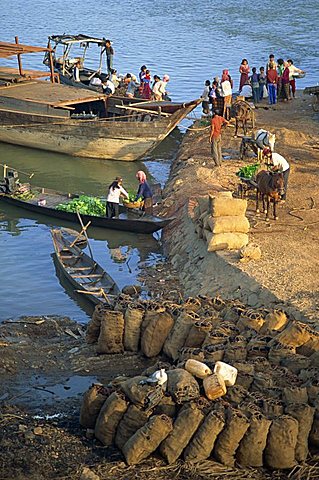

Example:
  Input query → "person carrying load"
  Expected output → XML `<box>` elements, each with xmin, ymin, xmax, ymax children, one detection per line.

<box><xmin>136</xmin><ymin>171</ymin><xmax>153</xmax><ymax>215</ymax></box>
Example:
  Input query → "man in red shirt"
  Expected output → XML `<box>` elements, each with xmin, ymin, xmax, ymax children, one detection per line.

<box><xmin>267</xmin><ymin>65</ymin><xmax>278</xmax><ymax>105</ymax></box>
<box><xmin>209</xmin><ymin>111</ymin><xmax>229</xmax><ymax>166</ymax></box>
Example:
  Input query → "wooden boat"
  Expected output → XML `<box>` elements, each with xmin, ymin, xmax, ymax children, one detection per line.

<box><xmin>0</xmin><ymin>38</ymin><xmax>201</xmax><ymax>161</ymax></box>
<box><xmin>51</xmin><ymin>227</ymin><xmax>120</xmax><ymax>305</ymax></box>
<box><xmin>0</xmin><ymin>180</ymin><xmax>173</xmax><ymax>234</ymax></box>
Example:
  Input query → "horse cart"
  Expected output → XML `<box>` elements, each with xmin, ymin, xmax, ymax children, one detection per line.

<box><xmin>237</xmin><ymin>177</ymin><xmax>257</xmax><ymax>199</ymax></box>
<box><xmin>304</xmin><ymin>86</ymin><xmax>319</xmax><ymax>112</ymax></box>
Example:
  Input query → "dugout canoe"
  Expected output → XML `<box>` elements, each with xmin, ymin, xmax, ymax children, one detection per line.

<box><xmin>51</xmin><ymin>227</ymin><xmax>120</xmax><ymax>305</ymax></box>
<box><xmin>0</xmin><ymin>185</ymin><xmax>173</xmax><ymax>234</ymax></box>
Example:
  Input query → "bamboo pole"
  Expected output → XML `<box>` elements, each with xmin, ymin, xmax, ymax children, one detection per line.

<box><xmin>115</xmin><ymin>104</ymin><xmax>170</xmax><ymax>117</ymax></box>
<box><xmin>76</xmin><ymin>211</ymin><xmax>94</xmax><ymax>260</ymax></box>
<box><xmin>15</xmin><ymin>36</ymin><xmax>23</xmax><ymax>77</ymax></box>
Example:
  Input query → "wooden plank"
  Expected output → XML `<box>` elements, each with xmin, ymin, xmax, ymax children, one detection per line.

<box><xmin>52</xmin><ymin>95</ymin><xmax>106</xmax><ymax>108</ymax></box>
<box><xmin>71</xmin><ymin>274</ymin><xmax>103</xmax><ymax>278</ymax></box>
<box><xmin>115</xmin><ymin>104</ymin><xmax>170</xmax><ymax>117</ymax></box>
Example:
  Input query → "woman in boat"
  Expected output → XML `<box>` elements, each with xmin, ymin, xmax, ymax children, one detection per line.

<box><xmin>136</xmin><ymin>171</ymin><xmax>153</xmax><ymax>215</ymax></box>
<box><xmin>106</xmin><ymin>177</ymin><xmax>129</xmax><ymax>218</ymax></box>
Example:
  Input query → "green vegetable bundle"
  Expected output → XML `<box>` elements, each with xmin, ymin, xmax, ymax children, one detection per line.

<box><xmin>13</xmin><ymin>191</ymin><xmax>35</xmax><ymax>200</ymax></box>
<box><xmin>236</xmin><ymin>163</ymin><xmax>260</xmax><ymax>179</ymax></box>
<box><xmin>123</xmin><ymin>190</ymin><xmax>143</xmax><ymax>203</ymax></box>
<box><xmin>56</xmin><ymin>195</ymin><xmax>106</xmax><ymax>216</ymax></box>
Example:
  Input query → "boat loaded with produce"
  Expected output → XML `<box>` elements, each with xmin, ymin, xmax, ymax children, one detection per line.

<box><xmin>0</xmin><ymin>38</ymin><xmax>200</xmax><ymax>161</ymax></box>
<box><xmin>0</xmin><ymin>169</ymin><xmax>174</xmax><ymax>234</ymax></box>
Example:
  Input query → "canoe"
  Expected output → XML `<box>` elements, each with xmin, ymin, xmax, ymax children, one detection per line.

<box><xmin>51</xmin><ymin>227</ymin><xmax>120</xmax><ymax>305</ymax></box>
<box><xmin>0</xmin><ymin>185</ymin><xmax>173</xmax><ymax>234</ymax></box>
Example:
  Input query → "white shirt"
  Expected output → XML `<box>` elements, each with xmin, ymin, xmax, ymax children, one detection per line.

<box><xmin>202</xmin><ymin>85</ymin><xmax>210</xmax><ymax>102</ymax></box>
<box><xmin>288</xmin><ymin>64</ymin><xmax>301</xmax><ymax>81</ymax></box>
<box><xmin>73</xmin><ymin>66</ymin><xmax>81</xmax><ymax>82</ymax></box>
<box><xmin>107</xmin><ymin>185</ymin><xmax>128</xmax><ymax>203</ymax></box>
<box><xmin>221</xmin><ymin>80</ymin><xmax>232</xmax><ymax>97</ymax></box>
<box><xmin>271</xmin><ymin>153</ymin><xmax>290</xmax><ymax>172</ymax></box>
<box><xmin>104</xmin><ymin>80</ymin><xmax>115</xmax><ymax>93</ymax></box>
<box><xmin>153</xmin><ymin>80</ymin><xmax>166</xmax><ymax>95</ymax></box>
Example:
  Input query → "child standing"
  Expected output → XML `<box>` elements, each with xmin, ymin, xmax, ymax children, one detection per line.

<box><xmin>250</xmin><ymin>67</ymin><xmax>259</xmax><ymax>104</ymax></box>
<box><xmin>258</xmin><ymin>67</ymin><xmax>267</xmax><ymax>101</ymax></box>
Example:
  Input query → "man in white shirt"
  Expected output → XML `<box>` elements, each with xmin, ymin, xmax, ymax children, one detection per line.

<box><xmin>287</xmin><ymin>59</ymin><xmax>305</xmax><ymax>98</ymax></box>
<box><xmin>263</xmin><ymin>149</ymin><xmax>290</xmax><ymax>200</ymax></box>
<box><xmin>73</xmin><ymin>61</ymin><xmax>82</xmax><ymax>82</ymax></box>
<box><xmin>102</xmin><ymin>78</ymin><xmax>115</xmax><ymax>95</ymax></box>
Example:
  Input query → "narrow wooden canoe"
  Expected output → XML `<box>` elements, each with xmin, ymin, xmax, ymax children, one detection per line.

<box><xmin>51</xmin><ymin>227</ymin><xmax>120</xmax><ymax>305</ymax></box>
<box><xmin>0</xmin><ymin>186</ymin><xmax>174</xmax><ymax>234</ymax></box>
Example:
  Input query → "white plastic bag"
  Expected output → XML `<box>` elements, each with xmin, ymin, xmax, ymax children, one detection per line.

<box><xmin>263</xmin><ymin>85</ymin><xmax>268</xmax><ymax>98</ymax></box>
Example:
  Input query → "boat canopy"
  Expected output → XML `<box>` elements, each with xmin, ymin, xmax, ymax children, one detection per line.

<box><xmin>48</xmin><ymin>34</ymin><xmax>108</xmax><ymax>47</ymax></box>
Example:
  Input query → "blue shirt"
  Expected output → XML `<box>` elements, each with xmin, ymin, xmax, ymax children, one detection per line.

<box><xmin>136</xmin><ymin>181</ymin><xmax>152</xmax><ymax>200</ymax></box>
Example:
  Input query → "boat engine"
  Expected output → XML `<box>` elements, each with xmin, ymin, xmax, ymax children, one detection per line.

<box><xmin>0</xmin><ymin>169</ymin><xmax>19</xmax><ymax>194</ymax></box>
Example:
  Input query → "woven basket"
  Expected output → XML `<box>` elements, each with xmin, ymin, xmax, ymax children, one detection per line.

<box><xmin>124</xmin><ymin>201</ymin><xmax>144</xmax><ymax>209</ymax></box>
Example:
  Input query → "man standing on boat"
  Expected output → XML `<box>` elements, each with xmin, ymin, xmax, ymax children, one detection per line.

<box><xmin>103</xmin><ymin>39</ymin><xmax>114</xmax><ymax>75</ymax></box>
<box><xmin>106</xmin><ymin>177</ymin><xmax>129</xmax><ymax>218</ymax></box>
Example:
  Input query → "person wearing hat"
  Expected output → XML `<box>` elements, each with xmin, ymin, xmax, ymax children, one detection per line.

<box><xmin>135</xmin><ymin>171</ymin><xmax>153</xmax><ymax>214</ymax></box>
<box><xmin>263</xmin><ymin>148</ymin><xmax>290</xmax><ymax>201</ymax></box>
<box><xmin>106</xmin><ymin>177</ymin><xmax>129</xmax><ymax>218</ymax></box>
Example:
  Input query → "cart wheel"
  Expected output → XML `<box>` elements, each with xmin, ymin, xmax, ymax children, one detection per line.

<box><xmin>312</xmin><ymin>95</ymin><xmax>319</xmax><ymax>113</ymax></box>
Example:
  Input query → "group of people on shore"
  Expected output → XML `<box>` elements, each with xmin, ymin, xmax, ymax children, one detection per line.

<box><xmin>106</xmin><ymin>171</ymin><xmax>153</xmax><ymax>218</ymax></box>
<box><xmin>202</xmin><ymin>55</ymin><xmax>305</xmax><ymax>113</ymax></box>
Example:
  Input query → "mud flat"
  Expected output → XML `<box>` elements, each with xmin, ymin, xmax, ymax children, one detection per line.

<box><xmin>162</xmin><ymin>93</ymin><xmax>319</xmax><ymax>325</ymax></box>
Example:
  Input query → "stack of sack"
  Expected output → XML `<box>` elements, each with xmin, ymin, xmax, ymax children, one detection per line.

<box><xmin>193</xmin><ymin>192</ymin><xmax>249</xmax><ymax>251</ymax></box>
<box><xmin>82</xmin><ymin>293</ymin><xmax>319</xmax><ymax>469</ymax></box>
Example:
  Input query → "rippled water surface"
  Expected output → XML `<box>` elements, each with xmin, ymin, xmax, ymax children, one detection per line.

<box><xmin>0</xmin><ymin>0</ymin><xmax>318</xmax><ymax>321</ymax></box>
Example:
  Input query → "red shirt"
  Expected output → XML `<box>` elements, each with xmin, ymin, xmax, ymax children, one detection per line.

<box><xmin>211</xmin><ymin>115</ymin><xmax>228</xmax><ymax>139</ymax></box>
<box><xmin>267</xmin><ymin>69</ymin><xmax>278</xmax><ymax>84</ymax></box>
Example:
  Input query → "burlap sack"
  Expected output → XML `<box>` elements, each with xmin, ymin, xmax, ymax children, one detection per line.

<box><xmin>298</xmin><ymin>335</ymin><xmax>319</xmax><ymax>357</ymax></box>
<box><xmin>79</xmin><ymin>384</ymin><xmax>110</xmax><ymax>428</ymax></box>
<box><xmin>163</xmin><ymin>311</ymin><xmax>198</xmax><ymax>360</ymax></box>
<box><xmin>122</xmin><ymin>414</ymin><xmax>173</xmax><ymax>465</ymax></box>
<box><xmin>236</xmin><ymin>372</ymin><xmax>254</xmax><ymax>390</ymax></box>
<box><xmin>141</xmin><ymin>304</ymin><xmax>166</xmax><ymax>336</ymax></box>
<box><xmin>166</xmin><ymin>369</ymin><xmax>200</xmax><ymax>404</ymax></box>
<box><xmin>184</xmin><ymin>410</ymin><xmax>225</xmax><ymax>463</ymax></box>
<box><xmin>237</xmin><ymin>310</ymin><xmax>265</xmax><ymax>332</ymax></box>
<box><xmin>86</xmin><ymin>304</ymin><xmax>108</xmax><ymax>343</ymax></box>
<box><xmin>286</xmin><ymin>403</ymin><xmax>315</xmax><ymax>462</ymax></box>
<box><xmin>177</xmin><ymin>347</ymin><xmax>205</xmax><ymax>363</ymax></box>
<box><xmin>114</xmin><ymin>293</ymin><xmax>132</xmax><ymax>312</ymax></box>
<box><xmin>262</xmin><ymin>398</ymin><xmax>284</xmax><ymax>418</ymax></box>
<box><xmin>211</xmin><ymin>295</ymin><xmax>226</xmax><ymax>312</ymax></box>
<box><xmin>264</xmin><ymin>416</ymin><xmax>298</xmax><ymax>469</ymax></box>
<box><xmin>207</xmin><ymin>232</ymin><xmax>249</xmax><ymax>252</ymax></box>
<box><xmin>282</xmin><ymin>386</ymin><xmax>308</xmax><ymax>405</ymax></box>
<box><xmin>224</xmin><ymin>385</ymin><xmax>247</xmax><ymax>405</ymax></box>
<box><xmin>203</xmin><ymin>343</ymin><xmax>225</xmax><ymax>362</ymax></box>
<box><xmin>159</xmin><ymin>403</ymin><xmax>204</xmax><ymax>464</ymax></box>
<box><xmin>115</xmin><ymin>404</ymin><xmax>151</xmax><ymax>450</ymax></box>
<box><xmin>120</xmin><ymin>376</ymin><xmax>163</xmax><ymax>409</ymax></box>
<box><xmin>207</xmin><ymin>215</ymin><xmax>250</xmax><ymax>234</ymax></box>
<box><xmin>184</xmin><ymin>321</ymin><xmax>212</xmax><ymax>348</ymax></box>
<box><xmin>203</xmin><ymin>330</ymin><xmax>228</xmax><ymax>347</ymax></box>
<box><xmin>209</xmin><ymin>196</ymin><xmax>247</xmax><ymax>217</ymax></box>
<box><xmin>183</xmin><ymin>297</ymin><xmax>202</xmax><ymax>313</ymax></box>
<box><xmin>236</xmin><ymin>412</ymin><xmax>272</xmax><ymax>466</ymax></box>
<box><xmin>94</xmin><ymin>391</ymin><xmax>128</xmax><ymax>446</ymax></box>
<box><xmin>251</xmin><ymin>372</ymin><xmax>273</xmax><ymax>392</ymax></box>
<box><xmin>96</xmin><ymin>310</ymin><xmax>124</xmax><ymax>354</ymax></box>
<box><xmin>213</xmin><ymin>408</ymin><xmax>250</xmax><ymax>466</ymax></box>
<box><xmin>141</xmin><ymin>310</ymin><xmax>174</xmax><ymax>358</ymax></box>
<box><xmin>260</xmin><ymin>310</ymin><xmax>288</xmax><ymax>334</ymax></box>
<box><xmin>124</xmin><ymin>304</ymin><xmax>144</xmax><ymax>352</ymax></box>
<box><xmin>268</xmin><ymin>342</ymin><xmax>296</xmax><ymax>365</ymax></box>
<box><xmin>275</xmin><ymin>321</ymin><xmax>312</xmax><ymax>347</ymax></box>
<box><xmin>224</xmin><ymin>345</ymin><xmax>247</xmax><ymax>363</ymax></box>
<box><xmin>154</xmin><ymin>395</ymin><xmax>177</xmax><ymax>418</ymax></box>
<box><xmin>309</xmin><ymin>409</ymin><xmax>319</xmax><ymax>447</ymax></box>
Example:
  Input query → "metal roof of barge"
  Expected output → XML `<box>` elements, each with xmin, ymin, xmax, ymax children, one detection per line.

<box><xmin>48</xmin><ymin>34</ymin><xmax>107</xmax><ymax>45</ymax></box>
<box><xmin>0</xmin><ymin>79</ymin><xmax>106</xmax><ymax>107</ymax></box>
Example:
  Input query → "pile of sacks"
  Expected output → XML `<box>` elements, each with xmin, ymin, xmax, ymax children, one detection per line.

<box><xmin>193</xmin><ymin>192</ymin><xmax>249</xmax><ymax>251</ymax></box>
<box><xmin>83</xmin><ymin>293</ymin><xmax>319</xmax><ymax>469</ymax></box>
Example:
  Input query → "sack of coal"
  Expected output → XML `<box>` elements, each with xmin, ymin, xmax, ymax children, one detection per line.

<box><xmin>309</xmin><ymin>408</ymin><xmax>319</xmax><ymax>448</ymax></box>
<box><xmin>163</xmin><ymin>311</ymin><xmax>198</xmax><ymax>360</ymax></box>
<box><xmin>159</xmin><ymin>402</ymin><xmax>204</xmax><ymax>464</ymax></box>
<box><xmin>275</xmin><ymin>321</ymin><xmax>312</xmax><ymax>347</ymax></box>
<box><xmin>124</xmin><ymin>304</ymin><xmax>144</xmax><ymax>352</ymax></box>
<box><xmin>141</xmin><ymin>310</ymin><xmax>174</xmax><ymax>358</ymax></box>
<box><xmin>86</xmin><ymin>304</ymin><xmax>108</xmax><ymax>344</ymax></box>
<box><xmin>96</xmin><ymin>310</ymin><xmax>125</xmax><ymax>354</ymax></box>
<box><xmin>120</xmin><ymin>376</ymin><xmax>163</xmax><ymax>409</ymax></box>
<box><xmin>184</xmin><ymin>409</ymin><xmax>225</xmax><ymax>463</ymax></box>
<box><xmin>94</xmin><ymin>391</ymin><xmax>128</xmax><ymax>446</ymax></box>
<box><xmin>286</xmin><ymin>403</ymin><xmax>315</xmax><ymax>462</ymax></box>
<box><xmin>115</xmin><ymin>404</ymin><xmax>151</xmax><ymax>450</ymax></box>
<box><xmin>184</xmin><ymin>320</ymin><xmax>212</xmax><ymax>348</ymax></box>
<box><xmin>236</xmin><ymin>411</ymin><xmax>271</xmax><ymax>466</ymax></box>
<box><xmin>122</xmin><ymin>414</ymin><xmax>173</xmax><ymax>465</ymax></box>
<box><xmin>79</xmin><ymin>384</ymin><xmax>111</xmax><ymax>429</ymax></box>
<box><xmin>264</xmin><ymin>415</ymin><xmax>298</xmax><ymax>469</ymax></box>
<box><xmin>213</xmin><ymin>407</ymin><xmax>250</xmax><ymax>466</ymax></box>
<box><xmin>166</xmin><ymin>369</ymin><xmax>200</xmax><ymax>404</ymax></box>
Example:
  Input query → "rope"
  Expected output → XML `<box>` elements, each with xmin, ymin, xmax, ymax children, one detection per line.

<box><xmin>179</xmin><ymin>124</ymin><xmax>211</xmax><ymax>131</ymax></box>
<box><xmin>0</xmin><ymin>162</ymin><xmax>34</xmax><ymax>178</ymax></box>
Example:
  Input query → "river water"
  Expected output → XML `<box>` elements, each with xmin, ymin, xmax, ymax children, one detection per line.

<box><xmin>0</xmin><ymin>0</ymin><xmax>318</xmax><ymax>321</ymax></box>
